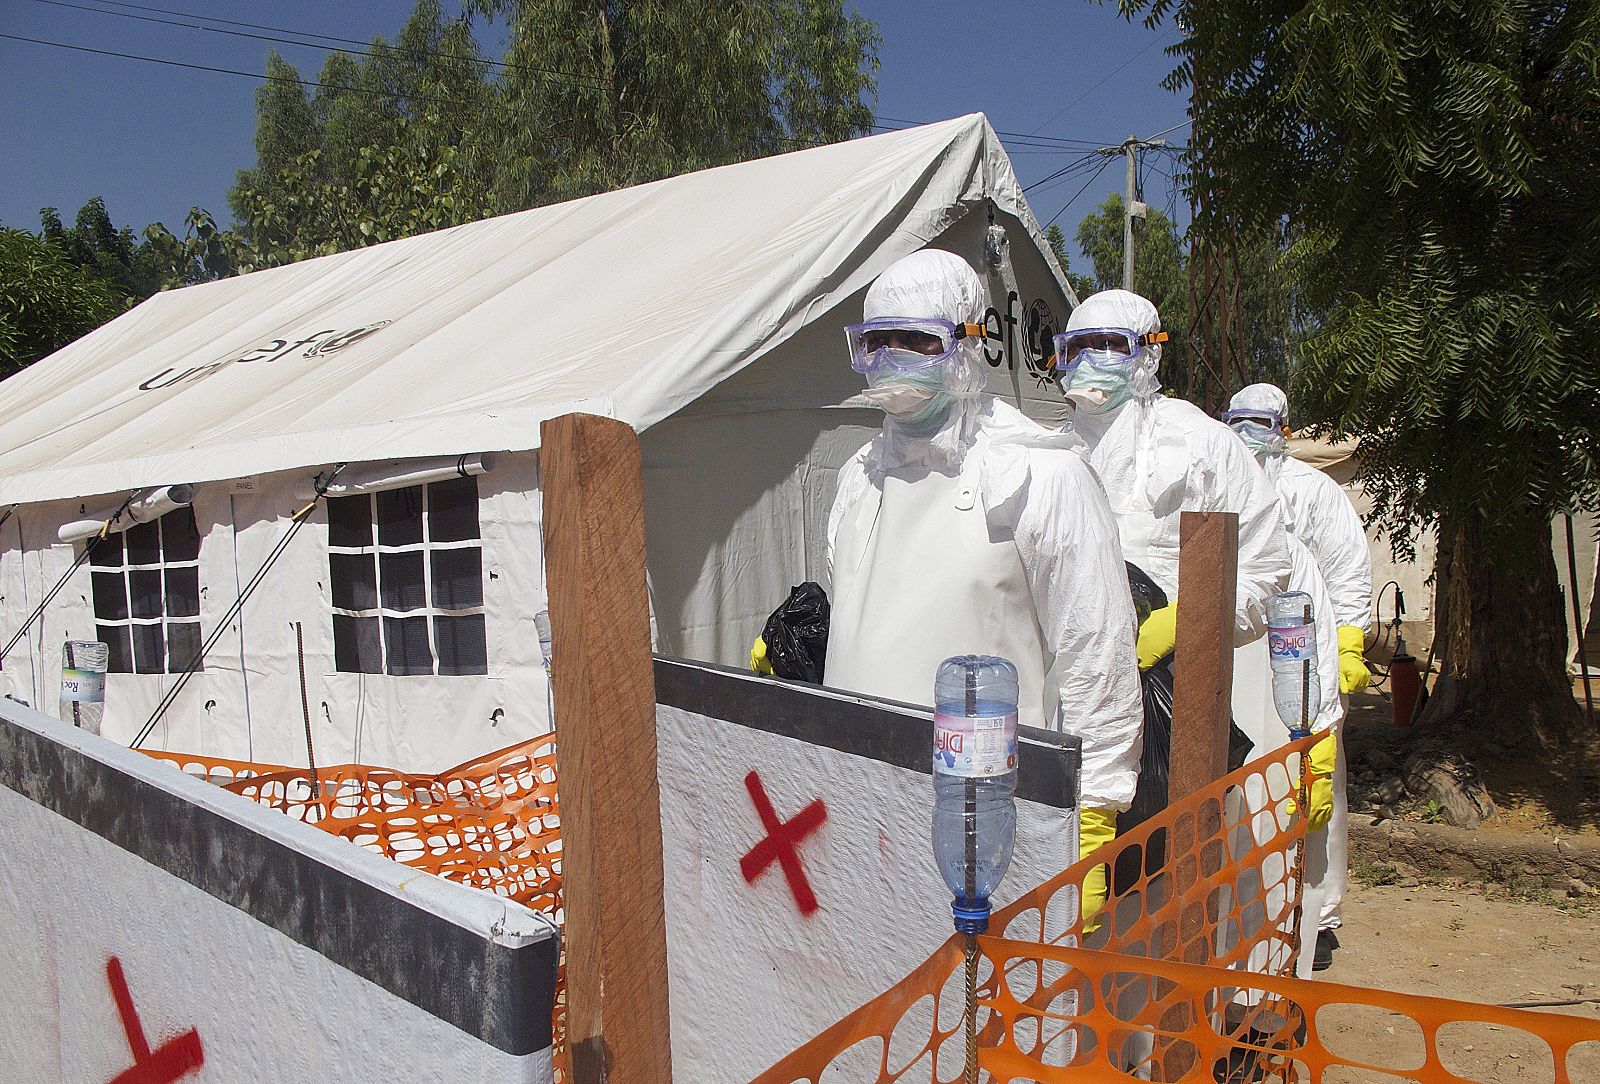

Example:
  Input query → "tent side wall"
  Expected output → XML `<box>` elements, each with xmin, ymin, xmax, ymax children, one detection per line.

<box><xmin>0</xmin><ymin>453</ymin><xmax>550</xmax><ymax>771</ymax></box>
<box><xmin>641</xmin><ymin>209</ymin><xmax>1076</xmax><ymax>668</ymax></box>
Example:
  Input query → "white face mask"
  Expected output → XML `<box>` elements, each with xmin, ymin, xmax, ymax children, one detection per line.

<box><xmin>858</xmin><ymin>383</ymin><xmax>938</xmax><ymax>415</ymax></box>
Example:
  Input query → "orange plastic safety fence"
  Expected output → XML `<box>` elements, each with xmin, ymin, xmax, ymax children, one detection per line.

<box><xmin>756</xmin><ymin>935</ymin><xmax>1600</xmax><ymax>1083</ymax></box>
<box><xmin>142</xmin><ymin>736</ymin><xmax>568</xmax><ymax>1072</ymax></box>
<box><xmin>755</xmin><ymin>735</ymin><xmax>1319</xmax><ymax>1082</ymax></box>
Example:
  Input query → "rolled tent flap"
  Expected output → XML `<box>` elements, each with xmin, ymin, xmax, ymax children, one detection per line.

<box><xmin>58</xmin><ymin>484</ymin><xmax>196</xmax><ymax>544</ymax></box>
<box><xmin>292</xmin><ymin>452</ymin><xmax>497</xmax><ymax>502</ymax></box>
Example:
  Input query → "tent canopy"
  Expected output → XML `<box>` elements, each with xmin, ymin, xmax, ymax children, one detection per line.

<box><xmin>0</xmin><ymin>114</ymin><xmax>1062</xmax><ymax>506</ymax></box>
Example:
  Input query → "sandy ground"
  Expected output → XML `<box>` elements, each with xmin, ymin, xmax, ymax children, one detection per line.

<box><xmin>1314</xmin><ymin>880</ymin><xmax>1599</xmax><ymax>1081</ymax></box>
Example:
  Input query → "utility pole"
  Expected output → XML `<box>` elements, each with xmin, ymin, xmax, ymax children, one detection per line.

<box><xmin>1123</xmin><ymin>135</ymin><xmax>1139</xmax><ymax>290</ymax></box>
<box><xmin>1093</xmin><ymin>134</ymin><xmax>1167</xmax><ymax>292</ymax></box>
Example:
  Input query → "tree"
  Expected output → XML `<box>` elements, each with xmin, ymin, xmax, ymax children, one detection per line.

<box><xmin>229</xmin><ymin>1</ymin><xmax>498</xmax><ymax>268</ymax></box>
<box><xmin>1126</xmin><ymin>0</ymin><xmax>1600</xmax><ymax>751</ymax></box>
<box><xmin>0</xmin><ymin>227</ymin><xmax>124</xmax><ymax>376</ymax></box>
<box><xmin>230</xmin><ymin>0</ymin><xmax>880</xmax><ymax>264</ymax></box>
<box><xmin>1073</xmin><ymin>192</ymin><xmax>1194</xmax><ymax>391</ymax></box>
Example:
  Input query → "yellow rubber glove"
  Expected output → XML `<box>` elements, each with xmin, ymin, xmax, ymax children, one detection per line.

<box><xmin>1336</xmin><ymin>625</ymin><xmax>1370</xmax><ymax>694</ymax></box>
<box><xmin>749</xmin><ymin>635</ymin><xmax>775</xmax><ymax>675</ymax></box>
<box><xmin>1135</xmin><ymin>602</ymin><xmax>1178</xmax><ymax>671</ymax></box>
<box><xmin>1288</xmin><ymin>730</ymin><xmax>1338</xmax><ymax>831</ymax></box>
<box><xmin>1078</xmin><ymin>807</ymin><xmax>1118</xmax><ymax>931</ymax></box>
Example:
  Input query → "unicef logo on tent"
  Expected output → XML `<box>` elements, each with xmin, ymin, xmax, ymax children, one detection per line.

<box><xmin>137</xmin><ymin>321</ymin><xmax>392</xmax><ymax>392</ymax></box>
<box><xmin>1020</xmin><ymin>297</ymin><xmax>1059</xmax><ymax>387</ymax></box>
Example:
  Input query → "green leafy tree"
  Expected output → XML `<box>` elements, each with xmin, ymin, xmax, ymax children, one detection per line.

<box><xmin>0</xmin><ymin>227</ymin><xmax>124</xmax><ymax>376</ymax></box>
<box><xmin>229</xmin><ymin>1</ymin><xmax>498</xmax><ymax>267</ymax></box>
<box><xmin>470</xmin><ymin>0</ymin><xmax>879</xmax><ymax>208</ymax></box>
<box><xmin>1127</xmin><ymin>0</ymin><xmax>1600</xmax><ymax>749</ymax></box>
<box><xmin>230</xmin><ymin>0</ymin><xmax>879</xmax><ymax>262</ymax></box>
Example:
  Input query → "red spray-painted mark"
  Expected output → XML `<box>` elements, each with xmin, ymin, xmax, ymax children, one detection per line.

<box><xmin>105</xmin><ymin>957</ymin><xmax>204</xmax><ymax>1084</ymax></box>
<box><xmin>739</xmin><ymin>769</ymin><xmax>827</xmax><ymax>917</ymax></box>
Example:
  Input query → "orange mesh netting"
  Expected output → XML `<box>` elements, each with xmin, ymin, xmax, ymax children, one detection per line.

<box><xmin>143</xmin><ymin>736</ymin><xmax>568</xmax><ymax>1065</ymax></box>
<box><xmin>754</xmin><ymin>733</ymin><xmax>1600</xmax><ymax>1083</ymax></box>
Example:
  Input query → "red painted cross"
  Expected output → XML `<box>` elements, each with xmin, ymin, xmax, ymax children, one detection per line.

<box><xmin>738</xmin><ymin>769</ymin><xmax>827</xmax><ymax>917</ymax></box>
<box><xmin>105</xmin><ymin>957</ymin><xmax>204</xmax><ymax>1084</ymax></box>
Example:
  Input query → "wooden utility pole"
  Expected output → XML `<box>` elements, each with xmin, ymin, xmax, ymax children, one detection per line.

<box><xmin>1168</xmin><ymin>510</ymin><xmax>1239</xmax><ymax>801</ymax></box>
<box><xmin>541</xmin><ymin>412</ymin><xmax>672</xmax><ymax>1084</ymax></box>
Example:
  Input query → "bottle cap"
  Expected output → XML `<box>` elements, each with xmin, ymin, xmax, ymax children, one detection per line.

<box><xmin>951</xmin><ymin>896</ymin><xmax>992</xmax><ymax>934</ymax></box>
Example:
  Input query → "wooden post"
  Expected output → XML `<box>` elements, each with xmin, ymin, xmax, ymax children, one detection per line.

<box><xmin>1153</xmin><ymin>511</ymin><xmax>1240</xmax><ymax>1081</ymax></box>
<box><xmin>540</xmin><ymin>412</ymin><xmax>672</xmax><ymax>1084</ymax></box>
<box><xmin>1168</xmin><ymin>510</ymin><xmax>1238</xmax><ymax>802</ymax></box>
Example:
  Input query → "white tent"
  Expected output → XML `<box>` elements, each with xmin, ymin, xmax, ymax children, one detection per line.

<box><xmin>0</xmin><ymin>114</ymin><xmax>1075</xmax><ymax>770</ymax></box>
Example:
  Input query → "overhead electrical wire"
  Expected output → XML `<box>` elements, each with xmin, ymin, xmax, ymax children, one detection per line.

<box><xmin>18</xmin><ymin>3</ymin><xmax>1112</xmax><ymax>157</ymax></box>
<box><xmin>24</xmin><ymin>0</ymin><xmax>607</xmax><ymax>89</ymax></box>
<box><xmin>1041</xmin><ymin>156</ymin><xmax>1116</xmax><ymax>231</ymax></box>
<box><xmin>1025</xmin><ymin>30</ymin><xmax>1176</xmax><ymax>140</ymax></box>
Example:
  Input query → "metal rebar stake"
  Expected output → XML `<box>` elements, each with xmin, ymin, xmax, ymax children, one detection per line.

<box><xmin>964</xmin><ymin>932</ymin><xmax>978</xmax><ymax>1084</ymax></box>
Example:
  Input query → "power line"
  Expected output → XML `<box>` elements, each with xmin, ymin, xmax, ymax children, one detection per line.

<box><xmin>36</xmin><ymin>0</ymin><xmax>602</xmax><ymax>88</ymax></box>
<box><xmin>1026</xmin><ymin>30</ymin><xmax>1175</xmax><ymax>139</ymax></box>
<box><xmin>1041</xmin><ymin>156</ymin><xmax>1116</xmax><ymax>231</ymax></box>
<box><xmin>0</xmin><ymin>31</ymin><xmax>495</xmax><ymax>109</ymax></box>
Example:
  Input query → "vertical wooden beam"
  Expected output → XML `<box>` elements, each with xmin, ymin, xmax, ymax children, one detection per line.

<box><xmin>1168</xmin><ymin>510</ymin><xmax>1239</xmax><ymax>802</ymax></box>
<box><xmin>540</xmin><ymin>412</ymin><xmax>671</xmax><ymax>1084</ymax></box>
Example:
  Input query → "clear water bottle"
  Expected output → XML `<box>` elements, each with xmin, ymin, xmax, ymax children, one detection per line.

<box><xmin>932</xmin><ymin>654</ymin><xmax>1019</xmax><ymax>933</ymax></box>
<box><xmin>1267</xmin><ymin>592</ymin><xmax>1319</xmax><ymax>736</ymax></box>
<box><xmin>59</xmin><ymin>640</ymin><xmax>109</xmax><ymax>735</ymax></box>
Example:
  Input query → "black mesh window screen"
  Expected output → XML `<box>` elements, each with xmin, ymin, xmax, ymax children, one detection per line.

<box><xmin>88</xmin><ymin>507</ymin><xmax>204</xmax><ymax>674</ymax></box>
<box><xmin>325</xmin><ymin>476</ymin><xmax>488</xmax><ymax>676</ymax></box>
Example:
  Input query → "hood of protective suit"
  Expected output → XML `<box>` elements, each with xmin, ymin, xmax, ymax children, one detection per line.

<box><xmin>1059</xmin><ymin>289</ymin><xmax>1163</xmax><ymax>418</ymax></box>
<box><xmin>860</xmin><ymin>249</ymin><xmax>990</xmax><ymax>465</ymax></box>
<box><xmin>1227</xmin><ymin>382</ymin><xmax>1290</xmax><ymax>466</ymax></box>
<box><xmin>1229</xmin><ymin>382</ymin><xmax>1289</xmax><ymax>419</ymax></box>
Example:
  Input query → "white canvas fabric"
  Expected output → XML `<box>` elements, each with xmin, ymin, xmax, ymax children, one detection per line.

<box><xmin>0</xmin><ymin>115</ymin><xmax>1066</xmax><ymax>507</ymax></box>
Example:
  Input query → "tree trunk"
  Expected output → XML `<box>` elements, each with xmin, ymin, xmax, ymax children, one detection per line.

<box><xmin>1420</xmin><ymin>508</ymin><xmax>1582</xmax><ymax>750</ymax></box>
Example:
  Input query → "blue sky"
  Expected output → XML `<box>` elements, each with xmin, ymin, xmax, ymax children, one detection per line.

<box><xmin>0</xmin><ymin>0</ymin><xmax>1188</xmax><ymax>279</ymax></box>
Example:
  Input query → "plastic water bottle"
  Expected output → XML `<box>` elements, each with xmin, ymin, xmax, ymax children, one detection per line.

<box><xmin>1267</xmin><ymin>592</ymin><xmax>1319</xmax><ymax>737</ymax></box>
<box><xmin>59</xmin><ymin>640</ymin><xmax>109</xmax><ymax>735</ymax></box>
<box><xmin>932</xmin><ymin>655</ymin><xmax>1019</xmax><ymax>933</ymax></box>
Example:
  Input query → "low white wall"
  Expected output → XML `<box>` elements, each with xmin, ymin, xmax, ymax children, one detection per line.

<box><xmin>0</xmin><ymin>698</ymin><xmax>559</xmax><ymax>1083</ymax></box>
<box><xmin>654</xmin><ymin>659</ymin><xmax>1080</xmax><ymax>1083</ymax></box>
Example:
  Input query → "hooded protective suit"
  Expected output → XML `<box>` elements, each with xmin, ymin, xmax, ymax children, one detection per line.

<box><xmin>824</xmin><ymin>252</ymin><xmax>1144</xmax><ymax>920</ymax></box>
<box><xmin>1227</xmin><ymin>382</ymin><xmax>1366</xmax><ymax>952</ymax></box>
<box><xmin>1057</xmin><ymin>290</ymin><xmax>1291</xmax><ymax>750</ymax></box>
<box><xmin>1228</xmin><ymin>383</ymin><xmax>1374</xmax><ymax>648</ymax></box>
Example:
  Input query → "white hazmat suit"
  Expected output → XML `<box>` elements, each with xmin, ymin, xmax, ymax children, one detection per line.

<box><xmin>1227</xmin><ymin>382</ymin><xmax>1372</xmax><ymax>954</ymax></box>
<box><xmin>1055</xmin><ymin>290</ymin><xmax>1291</xmax><ymax>750</ymax></box>
<box><xmin>824</xmin><ymin>252</ymin><xmax>1145</xmax><ymax>921</ymax></box>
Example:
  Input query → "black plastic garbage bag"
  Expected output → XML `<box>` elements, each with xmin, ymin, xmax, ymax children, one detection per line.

<box><xmin>759</xmin><ymin>582</ymin><xmax>830</xmax><ymax>684</ymax></box>
<box><xmin>1114</xmin><ymin>563</ymin><xmax>1254</xmax><ymax>893</ymax></box>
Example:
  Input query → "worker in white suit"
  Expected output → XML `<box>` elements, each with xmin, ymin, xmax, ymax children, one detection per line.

<box><xmin>824</xmin><ymin>250</ymin><xmax>1144</xmax><ymax>926</ymax></box>
<box><xmin>1051</xmin><ymin>290</ymin><xmax>1292</xmax><ymax>766</ymax></box>
<box><xmin>1224</xmin><ymin>381</ymin><xmax>1373</xmax><ymax>970</ymax></box>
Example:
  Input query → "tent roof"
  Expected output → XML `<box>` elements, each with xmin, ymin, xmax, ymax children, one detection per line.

<box><xmin>0</xmin><ymin>114</ymin><xmax>1059</xmax><ymax>506</ymax></box>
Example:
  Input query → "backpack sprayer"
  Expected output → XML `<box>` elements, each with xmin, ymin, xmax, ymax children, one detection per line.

<box><xmin>1378</xmin><ymin>582</ymin><xmax>1423</xmax><ymax>727</ymax></box>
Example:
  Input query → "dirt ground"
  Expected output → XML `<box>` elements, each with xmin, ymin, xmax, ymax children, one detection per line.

<box><xmin>1315</xmin><ymin>879</ymin><xmax>1599</xmax><ymax>1081</ymax></box>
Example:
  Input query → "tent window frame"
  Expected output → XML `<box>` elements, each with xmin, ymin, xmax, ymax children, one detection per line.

<box><xmin>326</xmin><ymin>477</ymin><xmax>488</xmax><ymax>677</ymax></box>
<box><xmin>88</xmin><ymin>507</ymin><xmax>203</xmax><ymax>675</ymax></box>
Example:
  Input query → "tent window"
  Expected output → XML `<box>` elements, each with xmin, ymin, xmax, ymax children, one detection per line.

<box><xmin>326</xmin><ymin>478</ymin><xmax>487</xmax><ymax>677</ymax></box>
<box><xmin>88</xmin><ymin>507</ymin><xmax>204</xmax><ymax>675</ymax></box>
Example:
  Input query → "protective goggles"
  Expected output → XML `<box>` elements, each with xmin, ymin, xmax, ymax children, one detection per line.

<box><xmin>1051</xmin><ymin>326</ymin><xmax>1169</xmax><ymax>372</ymax></box>
<box><xmin>1220</xmin><ymin>408</ymin><xmax>1285</xmax><ymax>431</ymax></box>
<box><xmin>844</xmin><ymin>317</ymin><xmax>987</xmax><ymax>374</ymax></box>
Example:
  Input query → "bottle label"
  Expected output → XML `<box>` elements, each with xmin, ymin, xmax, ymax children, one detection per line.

<box><xmin>933</xmin><ymin>710</ymin><xmax>1017</xmax><ymax>777</ymax></box>
<box><xmin>1269</xmin><ymin>623</ymin><xmax>1315</xmax><ymax>663</ymax></box>
<box><xmin>60</xmin><ymin>669</ymin><xmax>106</xmax><ymax>704</ymax></box>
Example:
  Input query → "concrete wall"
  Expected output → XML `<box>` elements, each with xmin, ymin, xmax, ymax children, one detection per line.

<box><xmin>654</xmin><ymin>658</ymin><xmax>1081</xmax><ymax>1083</ymax></box>
<box><xmin>0</xmin><ymin>698</ymin><xmax>559</xmax><ymax>1083</ymax></box>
